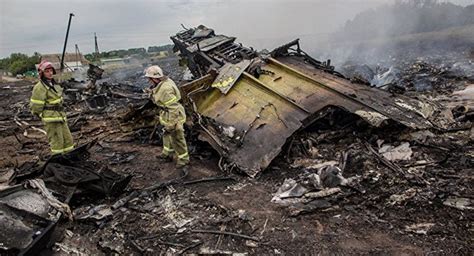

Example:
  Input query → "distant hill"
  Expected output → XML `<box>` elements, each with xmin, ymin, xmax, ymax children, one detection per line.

<box><xmin>331</xmin><ymin>24</ymin><xmax>474</xmax><ymax>51</ymax></box>
<box><xmin>332</xmin><ymin>0</ymin><xmax>474</xmax><ymax>42</ymax></box>
<box><xmin>322</xmin><ymin>0</ymin><xmax>474</xmax><ymax>64</ymax></box>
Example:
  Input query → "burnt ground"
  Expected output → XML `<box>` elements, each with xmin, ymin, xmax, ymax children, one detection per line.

<box><xmin>0</xmin><ymin>55</ymin><xmax>473</xmax><ymax>255</ymax></box>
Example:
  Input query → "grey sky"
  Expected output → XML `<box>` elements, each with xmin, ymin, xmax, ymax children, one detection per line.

<box><xmin>0</xmin><ymin>0</ymin><xmax>472</xmax><ymax>57</ymax></box>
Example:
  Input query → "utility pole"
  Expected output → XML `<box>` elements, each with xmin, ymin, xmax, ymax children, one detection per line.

<box><xmin>75</xmin><ymin>44</ymin><xmax>80</xmax><ymax>69</ymax></box>
<box><xmin>60</xmin><ymin>13</ymin><xmax>74</xmax><ymax>72</ymax></box>
<box><xmin>94</xmin><ymin>32</ymin><xmax>100</xmax><ymax>62</ymax></box>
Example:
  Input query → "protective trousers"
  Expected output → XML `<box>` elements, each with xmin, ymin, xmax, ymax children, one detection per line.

<box><xmin>161</xmin><ymin>122</ymin><xmax>189</xmax><ymax>166</ymax></box>
<box><xmin>44</xmin><ymin>121</ymin><xmax>74</xmax><ymax>155</ymax></box>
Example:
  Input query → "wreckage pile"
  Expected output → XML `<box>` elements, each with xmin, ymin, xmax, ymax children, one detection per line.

<box><xmin>0</xmin><ymin>25</ymin><xmax>472</xmax><ymax>254</ymax></box>
<box><xmin>340</xmin><ymin>51</ymin><xmax>473</xmax><ymax>93</ymax></box>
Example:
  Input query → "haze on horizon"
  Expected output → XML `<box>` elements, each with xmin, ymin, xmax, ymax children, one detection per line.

<box><xmin>0</xmin><ymin>0</ymin><xmax>472</xmax><ymax>58</ymax></box>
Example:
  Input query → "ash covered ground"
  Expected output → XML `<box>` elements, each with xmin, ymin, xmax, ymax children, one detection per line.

<box><xmin>0</xmin><ymin>49</ymin><xmax>472</xmax><ymax>255</ymax></box>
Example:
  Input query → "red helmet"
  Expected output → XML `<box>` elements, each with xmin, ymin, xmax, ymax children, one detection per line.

<box><xmin>38</xmin><ymin>60</ymin><xmax>56</xmax><ymax>75</ymax></box>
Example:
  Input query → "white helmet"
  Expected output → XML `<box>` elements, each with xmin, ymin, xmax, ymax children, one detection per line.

<box><xmin>144</xmin><ymin>65</ymin><xmax>164</xmax><ymax>79</ymax></box>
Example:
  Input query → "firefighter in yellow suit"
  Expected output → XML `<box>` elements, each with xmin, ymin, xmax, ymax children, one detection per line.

<box><xmin>144</xmin><ymin>65</ymin><xmax>190</xmax><ymax>171</ymax></box>
<box><xmin>30</xmin><ymin>61</ymin><xmax>74</xmax><ymax>155</ymax></box>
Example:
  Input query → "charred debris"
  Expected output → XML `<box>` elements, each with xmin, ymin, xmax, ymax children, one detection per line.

<box><xmin>0</xmin><ymin>25</ymin><xmax>472</xmax><ymax>255</ymax></box>
<box><xmin>168</xmin><ymin>25</ymin><xmax>468</xmax><ymax>177</ymax></box>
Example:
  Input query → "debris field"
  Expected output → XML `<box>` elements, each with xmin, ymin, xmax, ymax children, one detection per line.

<box><xmin>0</xmin><ymin>25</ymin><xmax>472</xmax><ymax>255</ymax></box>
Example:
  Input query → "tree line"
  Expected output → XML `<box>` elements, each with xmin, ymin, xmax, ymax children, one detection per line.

<box><xmin>1</xmin><ymin>44</ymin><xmax>174</xmax><ymax>76</ymax></box>
<box><xmin>0</xmin><ymin>53</ymin><xmax>40</xmax><ymax>76</ymax></box>
<box><xmin>84</xmin><ymin>44</ymin><xmax>173</xmax><ymax>62</ymax></box>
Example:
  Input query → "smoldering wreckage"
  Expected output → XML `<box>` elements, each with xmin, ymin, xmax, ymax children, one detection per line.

<box><xmin>0</xmin><ymin>25</ymin><xmax>472</xmax><ymax>255</ymax></box>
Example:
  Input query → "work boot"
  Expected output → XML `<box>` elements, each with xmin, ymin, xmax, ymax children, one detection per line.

<box><xmin>176</xmin><ymin>163</ymin><xmax>189</xmax><ymax>177</ymax></box>
<box><xmin>157</xmin><ymin>154</ymin><xmax>173</xmax><ymax>162</ymax></box>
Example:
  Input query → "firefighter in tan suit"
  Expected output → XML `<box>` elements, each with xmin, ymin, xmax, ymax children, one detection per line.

<box><xmin>144</xmin><ymin>65</ymin><xmax>190</xmax><ymax>171</ymax></box>
<box><xmin>30</xmin><ymin>60</ymin><xmax>74</xmax><ymax>155</ymax></box>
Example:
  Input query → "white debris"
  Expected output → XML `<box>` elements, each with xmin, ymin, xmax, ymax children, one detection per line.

<box><xmin>272</xmin><ymin>179</ymin><xmax>308</xmax><ymax>200</ymax></box>
<box><xmin>443</xmin><ymin>197</ymin><xmax>473</xmax><ymax>211</ymax></box>
<box><xmin>199</xmin><ymin>247</ymin><xmax>248</xmax><ymax>255</ymax></box>
<box><xmin>28</xmin><ymin>179</ymin><xmax>72</xmax><ymax>220</ymax></box>
<box><xmin>371</xmin><ymin>66</ymin><xmax>399</xmax><ymax>87</ymax></box>
<box><xmin>182</xmin><ymin>68</ymin><xmax>194</xmax><ymax>81</ymax></box>
<box><xmin>395</xmin><ymin>99</ymin><xmax>432</xmax><ymax>119</ymax></box>
<box><xmin>161</xmin><ymin>195</ymin><xmax>194</xmax><ymax>228</ymax></box>
<box><xmin>307</xmin><ymin>173</ymin><xmax>323</xmax><ymax>190</ymax></box>
<box><xmin>304</xmin><ymin>187</ymin><xmax>342</xmax><ymax>199</ymax></box>
<box><xmin>355</xmin><ymin>110</ymin><xmax>389</xmax><ymax>127</ymax></box>
<box><xmin>379</xmin><ymin>142</ymin><xmax>413</xmax><ymax>161</ymax></box>
<box><xmin>271</xmin><ymin>179</ymin><xmax>308</xmax><ymax>205</ymax></box>
<box><xmin>245</xmin><ymin>240</ymin><xmax>258</xmax><ymax>248</ymax></box>
<box><xmin>222</xmin><ymin>125</ymin><xmax>236</xmax><ymax>138</ymax></box>
<box><xmin>405</xmin><ymin>223</ymin><xmax>435</xmax><ymax>235</ymax></box>
<box><xmin>74</xmin><ymin>204</ymin><xmax>113</xmax><ymax>221</ymax></box>
<box><xmin>452</xmin><ymin>83</ymin><xmax>474</xmax><ymax>101</ymax></box>
<box><xmin>292</xmin><ymin>159</ymin><xmax>339</xmax><ymax>170</ymax></box>
<box><xmin>387</xmin><ymin>188</ymin><xmax>418</xmax><ymax>205</ymax></box>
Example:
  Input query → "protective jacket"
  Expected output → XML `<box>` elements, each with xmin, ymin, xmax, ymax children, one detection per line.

<box><xmin>30</xmin><ymin>79</ymin><xmax>67</xmax><ymax>122</ymax></box>
<box><xmin>30</xmin><ymin>79</ymin><xmax>73</xmax><ymax>154</ymax></box>
<box><xmin>151</xmin><ymin>78</ymin><xmax>186</xmax><ymax>129</ymax></box>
